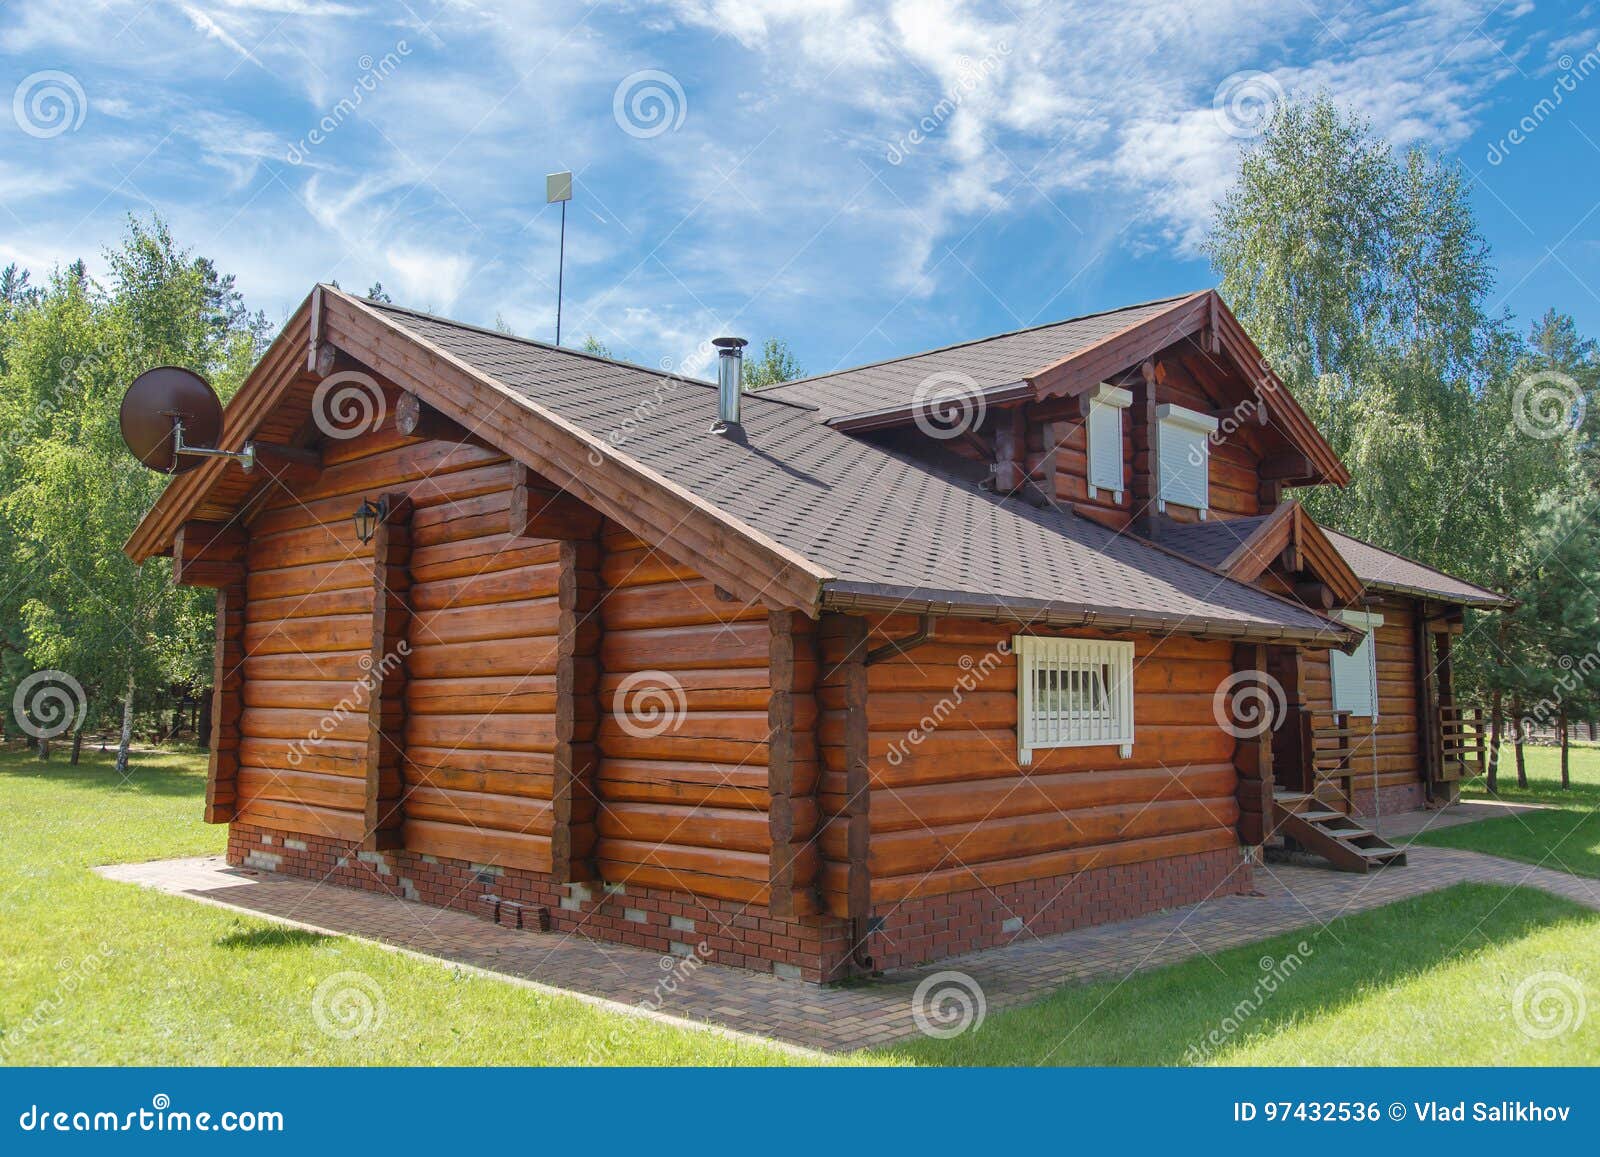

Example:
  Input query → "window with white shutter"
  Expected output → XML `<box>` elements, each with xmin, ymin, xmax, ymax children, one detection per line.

<box><xmin>1155</xmin><ymin>403</ymin><xmax>1219</xmax><ymax>517</ymax></box>
<box><xmin>1086</xmin><ymin>383</ymin><xmax>1131</xmax><ymax>501</ymax></box>
<box><xmin>1015</xmin><ymin>636</ymin><xmax>1135</xmax><ymax>765</ymax></box>
<box><xmin>1330</xmin><ymin>611</ymin><xmax>1383</xmax><ymax>717</ymax></box>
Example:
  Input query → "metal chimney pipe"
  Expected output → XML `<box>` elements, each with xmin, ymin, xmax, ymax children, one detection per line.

<box><xmin>712</xmin><ymin>336</ymin><xmax>747</xmax><ymax>431</ymax></box>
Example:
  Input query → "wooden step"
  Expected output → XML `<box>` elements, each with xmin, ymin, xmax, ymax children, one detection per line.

<box><xmin>1270</xmin><ymin>796</ymin><xmax>1409</xmax><ymax>874</ymax></box>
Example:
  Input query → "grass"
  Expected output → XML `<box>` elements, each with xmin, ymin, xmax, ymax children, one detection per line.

<box><xmin>877</xmin><ymin>884</ymin><xmax>1600</xmax><ymax>1066</ymax></box>
<box><xmin>4</xmin><ymin>744</ymin><xmax>1597</xmax><ymax>1066</ymax></box>
<box><xmin>0</xmin><ymin>745</ymin><xmax>823</xmax><ymax>1066</ymax></box>
<box><xmin>1413</xmin><ymin>742</ymin><xmax>1600</xmax><ymax>878</ymax></box>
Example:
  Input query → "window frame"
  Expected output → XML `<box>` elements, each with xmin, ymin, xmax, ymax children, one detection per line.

<box><xmin>1014</xmin><ymin>635</ymin><xmax>1135</xmax><ymax>765</ymax></box>
<box><xmin>1154</xmin><ymin>402</ymin><xmax>1220</xmax><ymax>519</ymax></box>
<box><xmin>1086</xmin><ymin>383</ymin><xmax>1132</xmax><ymax>502</ymax></box>
<box><xmin>1330</xmin><ymin>610</ymin><xmax>1384</xmax><ymax>718</ymax></box>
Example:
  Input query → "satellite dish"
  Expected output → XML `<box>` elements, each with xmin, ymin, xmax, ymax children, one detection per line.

<box><xmin>120</xmin><ymin>366</ymin><xmax>250</xmax><ymax>474</ymax></box>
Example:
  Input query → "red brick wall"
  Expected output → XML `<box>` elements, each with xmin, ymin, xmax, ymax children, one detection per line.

<box><xmin>227</xmin><ymin>822</ymin><xmax>853</xmax><ymax>982</ymax></box>
<box><xmin>1349</xmin><ymin>778</ymin><xmax>1429</xmax><ymax>818</ymax></box>
<box><xmin>230</xmin><ymin>822</ymin><xmax>1250</xmax><ymax>982</ymax></box>
<box><xmin>863</xmin><ymin>847</ymin><xmax>1251</xmax><ymax>971</ymax></box>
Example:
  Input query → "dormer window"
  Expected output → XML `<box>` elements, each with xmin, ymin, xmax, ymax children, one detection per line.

<box><xmin>1086</xmin><ymin>384</ymin><xmax>1132</xmax><ymax>502</ymax></box>
<box><xmin>1155</xmin><ymin>403</ymin><xmax>1219</xmax><ymax>518</ymax></box>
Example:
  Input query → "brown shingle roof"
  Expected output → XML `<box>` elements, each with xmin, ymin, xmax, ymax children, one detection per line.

<box><xmin>1160</xmin><ymin>515</ymin><xmax>1510</xmax><ymax>609</ymax></box>
<box><xmin>759</xmin><ymin>294</ymin><xmax>1196</xmax><ymax>424</ymax></box>
<box><xmin>371</xmin><ymin>302</ymin><xmax>1350</xmax><ymax>644</ymax></box>
<box><xmin>1321</xmin><ymin>528</ymin><xmax>1512</xmax><ymax>609</ymax></box>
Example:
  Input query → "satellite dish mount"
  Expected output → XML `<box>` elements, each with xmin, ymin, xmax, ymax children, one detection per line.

<box><xmin>119</xmin><ymin>366</ymin><xmax>255</xmax><ymax>475</ymax></box>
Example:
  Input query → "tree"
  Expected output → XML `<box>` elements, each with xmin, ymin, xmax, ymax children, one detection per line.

<box><xmin>365</xmin><ymin>281</ymin><xmax>392</xmax><ymax>303</ymax></box>
<box><xmin>1207</xmin><ymin>94</ymin><xmax>1591</xmax><ymax>725</ymax></box>
<box><xmin>0</xmin><ymin>215</ymin><xmax>268</xmax><ymax>774</ymax></box>
<box><xmin>1496</xmin><ymin>496</ymin><xmax>1600</xmax><ymax>791</ymax></box>
<box><xmin>743</xmin><ymin>337</ymin><xmax>803</xmax><ymax>389</ymax></box>
<box><xmin>580</xmin><ymin>334</ymin><xmax>611</xmax><ymax>357</ymax></box>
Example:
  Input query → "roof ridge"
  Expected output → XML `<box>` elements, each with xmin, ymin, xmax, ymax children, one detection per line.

<box><xmin>763</xmin><ymin>289</ymin><xmax>1206</xmax><ymax>393</ymax></box>
<box><xmin>360</xmin><ymin>292</ymin><xmax>822</xmax><ymax>415</ymax></box>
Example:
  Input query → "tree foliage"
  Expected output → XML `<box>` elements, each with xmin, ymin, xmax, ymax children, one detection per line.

<box><xmin>0</xmin><ymin>216</ymin><xmax>269</xmax><ymax>766</ymax></box>
<box><xmin>743</xmin><ymin>337</ymin><xmax>803</xmax><ymax>390</ymax></box>
<box><xmin>1206</xmin><ymin>95</ymin><xmax>1596</xmax><ymax>706</ymax></box>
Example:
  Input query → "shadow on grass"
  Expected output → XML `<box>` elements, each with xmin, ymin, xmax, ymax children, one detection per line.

<box><xmin>0</xmin><ymin>745</ymin><xmax>207</xmax><ymax>800</ymax></box>
<box><xmin>214</xmin><ymin>927</ymin><xmax>334</xmax><ymax>951</ymax></box>
<box><xmin>878</xmin><ymin>883</ymin><xmax>1598</xmax><ymax>1066</ymax></box>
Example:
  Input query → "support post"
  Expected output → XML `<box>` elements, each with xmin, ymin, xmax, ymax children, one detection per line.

<box><xmin>361</xmin><ymin>494</ymin><xmax>412</xmax><ymax>850</ymax></box>
<box><xmin>203</xmin><ymin>577</ymin><xmax>245</xmax><ymax>824</ymax></box>
<box><xmin>767</xmin><ymin>610</ymin><xmax>819</xmax><ymax>919</ymax></box>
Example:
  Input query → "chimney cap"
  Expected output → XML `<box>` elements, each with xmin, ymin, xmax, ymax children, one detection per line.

<box><xmin>712</xmin><ymin>336</ymin><xmax>748</xmax><ymax>351</ymax></box>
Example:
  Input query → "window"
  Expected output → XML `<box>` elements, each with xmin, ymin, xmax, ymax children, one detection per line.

<box><xmin>1086</xmin><ymin>383</ymin><xmax>1131</xmax><ymax>501</ymax></box>
<box><xmin>1155</xmin><ymin>403</ymin><xmax>1219</xmax><ymax>517</ymax></box>
<box><xmin>1330</xmin><ymin>610</ymin><xmax>1383</xmax><ymax>717</ymax></box>
<box><xmin>1015</xmin><ymin>636</ymin><xmax>1134</xmax><ymax>764</ymax></box>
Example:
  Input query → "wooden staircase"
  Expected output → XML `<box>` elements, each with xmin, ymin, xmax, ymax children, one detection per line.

<box><xmin>1271</xmin><ymin>790</ymin><xmax>1407</xmax><ymax>873</ymax></box>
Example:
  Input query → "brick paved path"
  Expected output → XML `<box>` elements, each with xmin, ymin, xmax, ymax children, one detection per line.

<box><xmin>96</xmin><ymin>844</ymin><xmax>1600</xmax><ymax>1054</ymax></box>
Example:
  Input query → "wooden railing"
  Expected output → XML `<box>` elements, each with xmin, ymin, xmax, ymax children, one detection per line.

<box><xmin>1436</xmin><ymin>705</ymin><xmax>1488</xmax><ymax>782</ymax></box>
<box><xmin>1308</xmin><ymin>709</ymin><xmax>1360</xmax><ymax>813</ymax></box>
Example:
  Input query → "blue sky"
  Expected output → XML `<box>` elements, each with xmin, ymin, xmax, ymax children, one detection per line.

<box><xmin>2</xmin><ymin>1</ymin><xmax>1599</xmax><ymax>379</ymax></box>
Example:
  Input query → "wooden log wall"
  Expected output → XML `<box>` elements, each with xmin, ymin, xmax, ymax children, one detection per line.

<box><xmin>817</xmin><ymin>615</ymin><xmax>871</xmax><ymax>919</ymax></box>
<box><xmin>594</xmin><ymin>526</ymin><xmax>776</xmax><ymax>905</ymax></box>
<box><xmin>819</xmin><ymin>615</ymin><xmax>1241</xmax><ymax>905</ymax></box>
<box><xmin>1023</xmin><ymin>351</ymin><xmax>1268</xmax><ymax>531</ymax></box>
<box><xmin>1299</xmin><ymin>596</ymin><xmax>1422</xmax><ymax>805</ymax></box>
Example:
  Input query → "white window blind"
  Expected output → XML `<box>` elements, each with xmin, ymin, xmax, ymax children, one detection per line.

<box><xmin>1155</xmin><ymin>403</ymin><xmax>1219</xmax><ymax>517</ymax></box>
<box><xmin>1086</xmin><ymin>383</ymin><xmax>1131</xmax><ymax>500</ymax></box>
<box><xmin>1330</xmin><ymin>611</ymin><xmax>1384</xmax><ymax>718</ymax></box>
<box><xmin>1015</xmin><ymin>636</ymin><xmax>1135</xmax><ymax>765</ymax></box>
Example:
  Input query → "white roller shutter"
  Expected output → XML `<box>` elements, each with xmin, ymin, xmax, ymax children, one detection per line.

<box><xmin>1155</xmin><ymin>403</ymin><xmax>1219</xmax><ymax>516</ymax></box>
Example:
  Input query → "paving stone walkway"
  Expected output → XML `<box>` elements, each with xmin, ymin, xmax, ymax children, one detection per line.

<box><xmin>97</xmin><ymin>840</ymin><xmax>1600</xmax><ymax>1055</ymax></box>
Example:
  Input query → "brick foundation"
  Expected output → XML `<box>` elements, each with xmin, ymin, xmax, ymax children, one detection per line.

<box><xmin>228</xmin><ymin>824</ymin><xmax>1253</xmax><ymax>982</ymax></box>
<box><xmin>864</xmin><ymin>847</ymin><xmax>1253</xmax><ymax>972</ymax></box>
<box><xmin>1348</xmin><ymin>779</ymin><xmax>1429</xmax><ymax>818</ymax></box>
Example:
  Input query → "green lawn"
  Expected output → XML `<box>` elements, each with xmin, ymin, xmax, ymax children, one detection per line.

<box><xmin>879</xmin><ymin>884</ymin><xmax>1600</xmax><ymax>1066</ymax></box>
<box><xmin>1414</xmin><ymin>742</ymin><xmax>1600</xmax><ymax>877</ymax></box>
<box><xmin>0</xmin><ymin>746</ymin><xmax>818</xmax><ymax>1066</ymax></box>
<box><xmin>3</xmin><ymin>745</ymin><xmax>1597</xmax><ymax>1066</ymax></box>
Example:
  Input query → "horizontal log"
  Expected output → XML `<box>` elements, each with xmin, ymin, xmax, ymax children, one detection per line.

<box><xmin>597</xmin><ymin>803</ymin><xmax>772</xmax><ymax>854</ymax></box>
<box><xmin>403</xmin><ymin>819</ymin><xmax>551</xmax><ymax>873</ymax></box>
<box><xmin>857</xmin><ymin>797</ymin><xmax>1238</xmax><ymax>876</ymax></box>
<box><xmin>863</xmin><ymin>827</ymin><xmax>1238</xmax><ymax>904</ymax></box>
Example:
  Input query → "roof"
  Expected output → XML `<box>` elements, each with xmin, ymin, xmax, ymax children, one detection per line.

<box><xmin>1160</xmin><ymin>514</ymin><xmax>1511</xmax><ymax>610</ymax></box>
<box><xmin>761</xmin><ymin>294</ymin><xmax>1193</xmax><ymax>424</ymax></box>
<box><xmin>367</xmin><ymin>300</ymin><xmax>1351</xmax><ymax>644</ymax></box>
<box><xmin>1320</xmin><ymin>528</ymin><xmax>1513</xmax><ymax>609</ymax></box>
